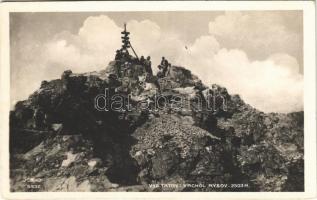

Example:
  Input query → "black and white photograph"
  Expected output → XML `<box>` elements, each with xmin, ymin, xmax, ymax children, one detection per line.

<box><xmin>0</xmin><ymin>1</ymin><xmax>316</xmax><ymax>199</ymax></box>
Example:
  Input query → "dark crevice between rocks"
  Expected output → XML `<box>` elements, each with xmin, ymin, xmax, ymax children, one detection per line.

<box><xmin>93</xmin><ymin>112</ymin><xmax>148</xmax><ymax>186</ymax></box>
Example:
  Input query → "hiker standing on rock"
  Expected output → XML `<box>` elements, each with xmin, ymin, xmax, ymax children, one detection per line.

<box><xmin>115</xmin><ymin>49</ymin><xmax>122</xmax><ymax>61</ymax></box>
<box><xmin>158</xmin><ymin>56</ymin><xmax>170</xmax><ymax>77</ymax></box>
<box><xmin>139</xmin><ymin>56</ymin><xmax>145</xmax><ymax>65</ymax></box>
<box><xmin>162</xmin><ymin>61</ymin><xmax>169</xmax><ymax>77</ymax></box>
<box><xmin>144</xmin><ymin>56</ymin><xmax>153</xmax><ymax>76</ymax></box>
<box><xmin>160</xmin><ymin>57</ymin><xmax>165</xmax><ymax>65</ymax></box>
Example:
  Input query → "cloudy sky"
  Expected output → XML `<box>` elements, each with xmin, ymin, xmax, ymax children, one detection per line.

<box><xmin>10</xmin><ymin>11</ymin><xmax>303</xmax><ymax>113</ymax></box>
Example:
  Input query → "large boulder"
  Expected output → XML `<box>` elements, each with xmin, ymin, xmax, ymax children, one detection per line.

<box><xmin>130</xmin><ymin>115</ymin><xmax>241</xmax><ymax>191</ymax></box>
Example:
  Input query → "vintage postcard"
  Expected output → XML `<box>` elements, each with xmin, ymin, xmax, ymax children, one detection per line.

<box><xmin>0</xmin><ymin>1</ymin><xmax>316</xmax><ymax>199</ymax></box>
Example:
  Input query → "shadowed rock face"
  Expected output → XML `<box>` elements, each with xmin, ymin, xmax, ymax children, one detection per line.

<box><xmin>10</xmin><ymin>58</ymin><xmax>304</xmax><ymax>192</ymax></box>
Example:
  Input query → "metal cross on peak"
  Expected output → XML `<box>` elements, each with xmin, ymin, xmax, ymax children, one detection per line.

<box><xmin>121</xmin><ymin>23</ymin><xmax>130</xmax><ymax>35</ymax></box>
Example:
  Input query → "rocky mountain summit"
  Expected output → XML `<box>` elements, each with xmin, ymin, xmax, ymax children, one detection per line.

<box><xmin>10</xmin><ymin>26</ymin><xmax>303</xmax><ymax>192</ymax></box>
<box><xmin>10</xmin><ymin>57</ymin><xmax>304</xmax><ymax>192</ymax></box>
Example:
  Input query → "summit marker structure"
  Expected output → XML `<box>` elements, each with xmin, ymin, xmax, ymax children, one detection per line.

<box><xmin>120</xmin><ymin>23</ymin><xmax>139</xmax><ymax>60</ymax></box>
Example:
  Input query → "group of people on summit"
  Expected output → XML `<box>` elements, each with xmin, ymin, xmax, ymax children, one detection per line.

<box><xmin>139</xmin><ymin>55</ymin><xmax>153</xmax><ymax>76</ymax></box>
<box><xmin>115</xmin><ymin>49</ymin><xmax>171</xmax><ymax>79</ymax></box>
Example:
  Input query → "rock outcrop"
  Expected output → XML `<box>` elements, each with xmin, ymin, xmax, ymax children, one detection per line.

<box><xmin>10</xmin><ymin>54</ymin><xmax>304</xmax><ymax>192</ymax></box>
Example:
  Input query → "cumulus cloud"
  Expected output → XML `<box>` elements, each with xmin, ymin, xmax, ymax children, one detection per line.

<box><xmin>208</xmin><ymin>11</ymin><xmax>302</xmax><ymax>62</ymax></box>
<box><xmin>174</xmin><ymin>36</ymin><xmax>303</xmax><ymax>113</ymax></box>
<box><xmin>11</xmin><ymin>13</ymin><xmax>303</xmax><ymax>113</ymax></box>
<box><xmin>44</xmin><ymin>15</ymin><xmax>122</xmax><ymax>72</ymax></box>
<box><xmin>43</xmin><ymin>16</ymin><xmax>169</xmax><ymax>73</ymax></box>
<box><xmin>11</xmin><ymin>15</ymin><xmax>122</xmax><ymax>106</ymax></box>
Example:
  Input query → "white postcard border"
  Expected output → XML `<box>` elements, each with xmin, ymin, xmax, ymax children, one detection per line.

<box><xmin>0</xmin><ymin>1</ymin><xmax>316</xmax><ymax>199</ymax></box>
